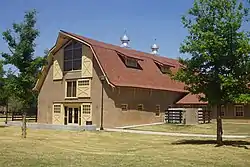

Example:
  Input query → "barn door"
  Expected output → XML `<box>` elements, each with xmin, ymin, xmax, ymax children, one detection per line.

<box><xmin>77</xmin><ymin>79</ymin><xmax>91</xmax><ymax>98</ymax></box>
<box><xmin>81</xmin><ymin>103</ymin><xmax>92</xmax><ymax>125</ymax></box>
<box><xmin>53</xmin><ymin>103</ymin><xmax>63</xmax><ymax>124</ymax></box>
<box><xmin>81</xmin><ymin>45</ymin><xmax>92</xmax><ymax>77</ymax></box>
<box><xmin>53</xmin><ymin>58</ymin><xmax>63</xmax><ymax>80</ymax></box>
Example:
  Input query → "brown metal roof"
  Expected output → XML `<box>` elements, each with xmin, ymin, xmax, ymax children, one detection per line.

<box><xmin>176</xmin><ymin>93</ymin><xmax>208</xmax><ymax>105</ymax></box>
<box><xmin>61</xmin><ymin>30</ymin><xmax>187</xmax><ymax>92</ymax></box>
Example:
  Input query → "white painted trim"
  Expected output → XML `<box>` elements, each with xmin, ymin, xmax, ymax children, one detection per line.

<box><xmin>59</xmin><ymin>31</ymin><xmax>115</xmax><ymax>88</ymax></box>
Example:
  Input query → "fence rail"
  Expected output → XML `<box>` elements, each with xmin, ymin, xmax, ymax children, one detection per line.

<box><xmin>165</xmin><ymin>110</ymin><xmax>183</xmax><ymax>124</ymax></box>
<box><xmin>198</xmin><ymin>110</ymin><xmax>211</xmax><ymax>124</ymax></box>
<box><xmin>0</xmin><ymin>111</ymin><xmax>37</xmax><ymax>122</ymax></box>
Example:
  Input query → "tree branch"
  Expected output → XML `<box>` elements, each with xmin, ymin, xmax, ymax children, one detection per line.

<box><xmin>8</xmin><ymin>47</ymin><xmax>15</xmax><ymax>55</ymax></box>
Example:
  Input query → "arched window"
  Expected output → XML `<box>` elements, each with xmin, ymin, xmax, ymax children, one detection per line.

<box><xmin>64</xmin><ymin>41</ymin><xmax>82</xmax><ymax>71</ymax></box>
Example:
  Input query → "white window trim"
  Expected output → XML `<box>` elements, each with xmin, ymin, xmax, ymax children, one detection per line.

<box><xmin>234</xmin><ymin>105</ymin><xmax>244</xmax><ymax>117</ymax></box>
<box><xmin>77</xmin><ymin>78</ymin><xmax>91</xmax><ymax>98</ymax></box>
<box><xmin>65</xmin><ymin>80</ymin><xmax>78</xmax><ymax>99</ymax></box>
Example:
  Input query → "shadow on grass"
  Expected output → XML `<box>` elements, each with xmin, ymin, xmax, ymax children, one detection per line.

<box><xmin>172</xmin><ymin>139</ymin><xmax>250</xmax><ymax>149</ymax></box>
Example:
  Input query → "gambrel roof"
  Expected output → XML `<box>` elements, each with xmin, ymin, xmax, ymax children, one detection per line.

<box><xmin>34</xmin><ymin>30</ymin><xmax>187</xmax><ymax>93</ymax></box>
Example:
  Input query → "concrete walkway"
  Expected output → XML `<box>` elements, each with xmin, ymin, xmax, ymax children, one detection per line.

<box><xmin>115</xmin><ymin>122</ymin><xmax>165</xmax><ymax>129</ymax></box>
<box><xmin>105</xmin><ymin>128</ymin><xmax>250</xmax><ymax>139</ymax></box>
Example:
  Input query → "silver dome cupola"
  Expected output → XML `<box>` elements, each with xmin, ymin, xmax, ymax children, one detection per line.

<box><xmin>120</xmin><ymin>30</ymin><xmax>130</xmax><ymax>48</ymax></box>
<box><xmin>151</xmin><ymin>39</ymin><xmax>159</xmax><ymax>55</ymax></box>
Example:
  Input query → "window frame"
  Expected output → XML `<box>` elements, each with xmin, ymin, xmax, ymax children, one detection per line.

<box><xmin>53</xmin><ymin>104</ymin><xmax>61</xmax><ymax>113</ymax></box>
<box><xmin>121</xmin><ymin>104</ymin><xmax>128</xmax><ymax>111</ymax></box>
<box><xmin>65</xmin><ymin>80</ymin><xmax>77</xmax><ymax>98</ymax></box>
<box><xmin>160</xmin><ymin>66</ymin><xmax>171</xmax><ymax>74</ymax></box>
<box><xmin>234</xmin><ymin>105</ymin><xmax>244</xmax><ymax>117</ymax></box>
<box><xmin>125</xmin><ymin>57</ymin><xmax>138</xmax><ymax>68</ymax></box>
<box><xmin>82</xmin><ymin>104</ymin><xmax>91</xmax><ymax>114</ymax></box>
<box><xmin>63</xmin><ymin>41</ymin><xmax>82</xmax><ymax>72</ymax></box>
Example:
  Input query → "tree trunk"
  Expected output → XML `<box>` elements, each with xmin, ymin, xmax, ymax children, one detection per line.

<box><xmin>216</xmin><ymin>104</ymin><xmax>223</xmax><ymax>146</ymax></box>
<box><xmin>22</xmin><ymin>112</ymin><xmax>27</xmax><ymax>138</ymax></box>
<box><xmin>5</xmin><ymin>103</ymin><xmax>8</xmax><ymax>124</ymax></box>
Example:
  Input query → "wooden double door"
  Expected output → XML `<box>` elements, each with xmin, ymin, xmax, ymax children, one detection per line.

<box><xmin>65</xmin><ymin>106</ymin><xmax>81</xmax><ymax>125</ymax></box>
<box><xmin>64</xmin><ymin>103</ymin><xmax>92</xmax><ymax>125</ymax></box>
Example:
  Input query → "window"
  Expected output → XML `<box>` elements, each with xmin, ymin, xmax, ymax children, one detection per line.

<box><xmin>160</xmin><ymin>66</ymin><xmax>170</xmax><ymax>74</ymax></box>
<box><xmin>53</xmin><ymin>104</ymin><xmax>61</xmax><ymax>113</ymax></box>
<box><xmin>156</xmin><ymin>105</ymin><xmax>160</xmax><ymax>116</ymax></box>
<box><xmin>121</xmin><ymin>104</ymin><xmax>128</xmax><ymax>111</ymax></box>
<box><xmin>77</xmin><ymin>79</ymin><xmax>91</xmax><ymax>98</ymax></box>
<box><xmin>64</xmin><ymin>41</ymin><xmax>82</xmax><ymax>71</ymax></box>
<box><xmin>125</xmin><ymin>58</ymin><xmax>138</xmax><ymax>68</ymax></box>
<box><xmin>78</xmin><ymin>80</ymin><xmax>89</xmax><ymax>86</ymax></box>
<box><xmin>234</xmin><ymin>105</ymin><xmax>244</xmax><ymax>117</ymax></box>
<box><xmin>221</xmin><ymin>105</ymin><xmax>225</xmax><ymax>117</ymax></box>
<box><xmin>137</xmin><ymin>104</ymin><xmax>144</xmax><ymax>111</ymax></box>
<box><xmin>66</xmin><ymin>81</ymin><xmax>77</xmax><ymax>97</ymax></box>
<box><xmin>82</xmin><ymin>105</ymin><xmax>91</xmax><ymax>114</ymax></box>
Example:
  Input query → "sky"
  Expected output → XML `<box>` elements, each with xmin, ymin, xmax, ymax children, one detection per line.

<box><xmin>0</xmin><ymin>0</ymin><xmax>196</xmax><ymax>60</ymax></box>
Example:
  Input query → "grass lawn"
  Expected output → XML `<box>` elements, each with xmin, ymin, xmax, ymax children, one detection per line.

<box><xmin>1</xmin><ymin>127</ymin><xmax>250</xmax><ymax>167</ymax></box>
<box><xmin>130</xmin><ymin>119</ymin><xmax>250</xmax><ymax>135</ymax></box>
<box><xmin>0</xmin><ymin>118</ymin><xmax>6</xmax><ymax>122</ymax></box>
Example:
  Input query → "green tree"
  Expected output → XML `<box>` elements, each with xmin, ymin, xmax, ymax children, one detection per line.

<box><xmin>174</xmin><ymin>0</ymin><xmax>250</xmax><ymax>145</ymax></box>
<box><xmin>0</xmin><ymin>61</ymin><xmax>6</xmax><ymax>104</ymax></box>
<box><xmin>1</xmin><ymin>9</ymin><xmax>45</xmax><ymax>138</ymax></box>
<box><xmin>0</xmin><ymin>61</ymin><xmax>7</xmax><ymax>106</ymax></box>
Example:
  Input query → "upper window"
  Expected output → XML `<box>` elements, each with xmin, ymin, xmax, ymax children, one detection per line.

<box><xmin>125</xmin><ymin>58</ymin><xmax>138</xmax><ymax>68</ymax></box>
<box><xmin>234</xmin><ymin>105</ymin><xmax>244</xmax><ymax>117</ymax></box>
<box><xmin>160</xmin><ymin>66</ymin><xmax>170</xmax><ymax>74</ymax></box>
<box><xmin>66</xmin><ymin>81</ymin><xmax>77</xmax><ymax>97</ymax></box>
<box><xmin>155</xmin><ymin>62</ymin><xmax>171</xmax><ymax>74</ymax></box>
<box><xmin>64</xmin><ymin>41</ymin><xmax>82</xmax><ymax>71</ymax></box>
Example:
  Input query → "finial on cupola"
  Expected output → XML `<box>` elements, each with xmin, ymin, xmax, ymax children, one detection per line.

<box><xmin>120</xmin><ymin>30</ymin><xmax>130</xmax><ymax>48</ymax></box>
<box><xmin>151</xmin><ymin>38</ymin><xmax>159</xmax><ymax>55</ymax></box>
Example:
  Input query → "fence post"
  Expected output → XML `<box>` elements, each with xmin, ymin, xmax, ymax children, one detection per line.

<box><xmin>208</xmin><ymin>111</ymin><xmax>211</xmax><ymax>123</ymax></box>
<box><xmin>167</xmin><ymin>110</ymin><xmax>170</xmax><ymax>123</ymax></box>
<box><xmin>179</xmin><ymin>111</ymin><xmax>182</xmax><ymax>124</ymax></box>
<box><xmin>203</xmin><ymin>111</ymin><xmax>205</xmax><ymax>124</ymax></box>
<box><xmin>12</xmin><ymin>112</ymin><xmax>14</xmax><ymax>121</ymax></box>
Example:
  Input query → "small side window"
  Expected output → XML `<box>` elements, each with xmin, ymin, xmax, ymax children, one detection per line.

<box><xmin>53</xmin><ymin>104</ymin><xmax>61</xmax><ymax>113</ymax></box>
<box><xmin>155</xmin><ymin>105</ymin><xmax>160</xmax><ymax>116</ymax></box>
<box><xmin>137</xmin><ymin>104</ymin><xmax>144</xmax><ymax>111</ymax></box>
<box><xmin>121</xmin><ymin>104</ymin><xmax>128</xmax><ymax>111</ymax></box>
<box><xmin>234</xmin><ymin>105</ymin><xmax>244</xmax><ymax>117</ymax></box>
